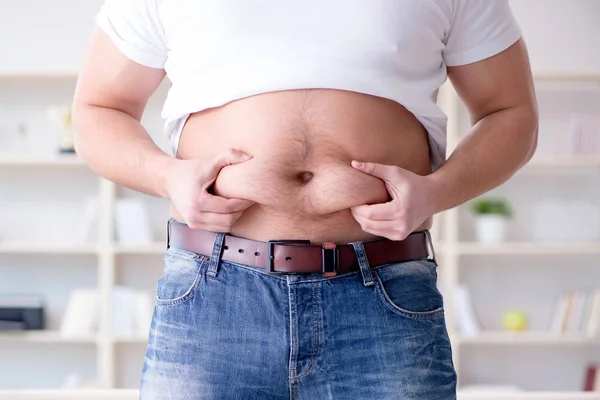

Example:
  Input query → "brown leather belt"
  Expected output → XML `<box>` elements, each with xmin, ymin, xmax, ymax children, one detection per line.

<box><xmin>167</xmin><ymin>220</ymin><xmax>435</xmax><ymax>277</ymax></box>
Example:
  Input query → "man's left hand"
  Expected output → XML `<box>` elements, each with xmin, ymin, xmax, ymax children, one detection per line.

<box><xmin>349</xmin><ymin>160</ymin><xmax>438</xmax><ymax>241</ymax></box>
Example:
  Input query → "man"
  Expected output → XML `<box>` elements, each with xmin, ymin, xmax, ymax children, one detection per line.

<box><xmin>73</xmin><ymin>0</ymin><xmax>537</xmax><ymax>398</ymax></box>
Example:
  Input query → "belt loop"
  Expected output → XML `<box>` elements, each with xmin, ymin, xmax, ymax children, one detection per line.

<box><xmin>350</xmin><ymin>242</ymin><xmax>375</xmax><ymax>287</ymax></box>
<box><xmin>207</xmin><ymin>232</ymin><xmax>226</xmax><ymax>277</ymax></box>
<box><xmin>166</xmin><ymin>220</ymin><xmax>171</xmax><ymax>250</ymax></box>
<box><xmin>423</xmin><ymin>230</ymin><xmax>437</xmax><ymax>264</ymax></box>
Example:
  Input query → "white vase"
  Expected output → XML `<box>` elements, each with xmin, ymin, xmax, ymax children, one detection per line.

<box><xmin>475</xmin><ymin>215</ymin><xmax>508</xmax><ymax>244</ymax></box>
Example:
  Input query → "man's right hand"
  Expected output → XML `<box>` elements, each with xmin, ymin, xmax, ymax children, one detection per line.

<box><xmin>165</xmin><ymin>148</ymin><xmax>255</xmax><ymax>232</ymax></box>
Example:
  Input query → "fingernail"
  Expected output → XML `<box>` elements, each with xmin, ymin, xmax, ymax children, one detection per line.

<box><xmin>240</xmin><ymin>152</ymin><xmax>252</xmax><ymax>161</ymax></box>
<box><xmin>352</xmin><ymin>160</ymin><xmax>364</xmax><ymax>168</ymax></box>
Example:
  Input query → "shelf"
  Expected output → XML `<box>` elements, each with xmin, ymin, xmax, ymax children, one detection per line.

<box><xmin>0</xmin><ymin>72</ymin><xmax>79</xmax><ymax>79</ymax></box>
<box><xmin>0</xmin><ymin>390</ymin><xmax>140</xmax><ymax>400</ymax></box>
<box><xmin>533</xmin><ymin>70</ymin><xmax>600</xmax><ymax>82</ymax></box>
<box><xmin>113</xmin><ymin>243</ymin><xmax>166</xmax><ymax>255</ymax></box>
<box><xmin>112</xmin><ymin>336</ymin><xmax>148</xmax><ymax>344</ymax></box>
<box><xmin>457</xmin><ymin>242</ymin><xmax>600</xmax><ymax>255</ymax></box>
<box><xmin>525</xmin><ymin>156</ymin><xmax>600</xmax><ymax>169</ymax></box>
<box><xmin>0</xmin><ymin>154</ymin><xmax>86</xmax><ymax>167</ymax></box>
<box><xmin>459</xmin><ymin>393</ymin><xmax>600</xmax><ymax>400</ymax></box>
<box><xmin>458</xmin><ymin>331</ymin><xmax>600</xmax><ymax>345</ymax></box>
<box><xmin>0</xmin><ymin>331</ymin><xmax>97</xmax><ymax>344</ymax></box>
<box><xmin>0</xmin><ymin>243</ymin><xmax>99</xmax><ymax>255</ymax></box>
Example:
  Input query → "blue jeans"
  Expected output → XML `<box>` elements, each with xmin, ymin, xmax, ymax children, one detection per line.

<box><xmin>140</xmin><ymin>230</ymin><xmax>457</xmax><ymax>400</ymax></box>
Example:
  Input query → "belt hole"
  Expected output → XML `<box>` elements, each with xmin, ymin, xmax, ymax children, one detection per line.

<box><xmin>224</xmin><ymin>245</ymin><xmax>229</xmax><ymax>250</ymax></box>
<box><xmin>238</xmin><ymin>249</ymin><xmax>245</xmax><ymax>254</ymax></box>
<box><xmin>254</xmin><ymin>251</ymin><xmax>261</xmax><ymax>257</ymax></box>
<box><xmin>285</xmin><ymin>257</ymin><xmax>292</xmax><ymax>261</ymax></box>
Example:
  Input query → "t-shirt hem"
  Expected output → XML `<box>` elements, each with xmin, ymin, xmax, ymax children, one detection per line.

<box><xmin>443</xmin><ymin>30</ymin><xmax>522</xmax><ymax>67</ymax></box>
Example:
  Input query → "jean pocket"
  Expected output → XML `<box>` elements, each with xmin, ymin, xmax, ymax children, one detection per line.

<box><xmin>156</xmin><ymin>246</ymin><xmax>209</xmax><ymax>306</ymax></box>
<box><xmin>373</xmin><ymin>259</ymin><xmax>444</xmax><ymax>319</ymax></box>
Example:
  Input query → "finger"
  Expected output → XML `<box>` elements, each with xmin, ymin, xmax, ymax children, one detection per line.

<box><xmin>360</xmin><ymin>228</ymin><xmax>409</xmax><ymax>242</ymax></box>
<box><xmin>351</xmin><ymin>202</ymin><xmax>398</xmax><ymax>221</ymax></box>
<box><xmin>199</xmin><ymin>194</ymin><xmax>255</xmax><ymax>214</ymax></box>
<box><xmin>351</xmin><ymin>160</ymin><xmax>397</xmax><ymax>181</ymax></box>
<box><xmin>186</xmin><ymin>222</ymin><xmax>233</xmax><ymax>233</ymax></box>
<box><xmin>206</xmin><ymin>148</ymin><xmax>253</xmax><ymax>180</ymax></box>
<box><xmin>353</xmin><ymin>216</ymin><xmax>409</xmax><ymax>241</ymax></box>
<box><xmin>188</xmin><ymin>211</ymin><xmax>243</xmax><ymax>229</ymax></box>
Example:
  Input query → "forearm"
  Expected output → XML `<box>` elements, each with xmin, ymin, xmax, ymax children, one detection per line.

<box><xmin>72</xmin><ymin>104</ymin><xmax>175</xmax><ymax>198</ymax></box>
<box><xmin>428</xmin><ymin>106</ymin><xmax>538</xmax><ymax>214</ymax></box>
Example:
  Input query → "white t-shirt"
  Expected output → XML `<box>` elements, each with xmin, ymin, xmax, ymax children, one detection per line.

<box><xmin>96</xmin><ymin>0</ymin><xmax>522</xmax><ymax>171</ymax></box>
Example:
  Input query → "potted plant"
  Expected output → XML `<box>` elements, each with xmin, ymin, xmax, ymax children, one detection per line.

<box><xmin>471</xmin><ymin>197</ymin><xmax>513</xmax><ymax>243</ymax></box>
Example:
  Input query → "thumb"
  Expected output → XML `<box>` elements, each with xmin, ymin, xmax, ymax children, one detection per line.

<box><xmin>207</xmin><ymin>148</ymin><xmax>253</xmax><ymax>177</ymax></box>
<box><xmin>351</xmin><ymin>160</ymin><xmax>397</xmax><ymax>181</ymax></box>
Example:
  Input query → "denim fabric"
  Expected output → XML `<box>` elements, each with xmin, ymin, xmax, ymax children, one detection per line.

<box><xmin>140</xmin><ymin>236</ymin><xmax>457</xmax><ymax>399</ymax></box>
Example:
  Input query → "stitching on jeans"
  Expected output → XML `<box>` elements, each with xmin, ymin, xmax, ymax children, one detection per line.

<box><xmin>293</xmin><ymin>283</ymin><xmax>320</xmax><ymax>379</ymax></box>
<box><xmin>373</xmin><ymin>273</ymin><xmax>445</xmax><ymax>319</ymax></box>
<box><xmin>156</xmin><ymin>257</ymin><xmax>209</xmax><ymax>307</ymax></box>
<box><xmin>288</xmin><ymin>283</ymin><xmax>299</xmax><ymax>379</ymax></box>
<box><xmin>220</xmin><ymin>260</ymin><xmax>288</xmax><ymax>281</ymax></box>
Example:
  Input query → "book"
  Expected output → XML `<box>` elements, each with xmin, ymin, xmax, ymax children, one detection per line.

<box><xmin>569</xmin><ymin>291</ymin><xmax>587</xmax><ymax>332</ymax></box>
<box><xmin>561</xmin><ymin>291</ymin><xmax>576</xmax><ymax>333</ymax></box>
<box><xmin>585</xmin><ymin>290</ymin><xmax>600</xmax><ymax>337</ymax></box>
<box><xmin>453</xmin><ymin>285</ymin><xmax>480</xmax><ymax>337</ymax></box>
<box><xmin>114</xmin><ymin>198</ymin><xmax>153</xmax><ymax>245</ymax></box>
<box><xmin>550</xmin><ymin>293</ymin><xmax>569</xmax><ymax>334</ymax></box>
<box><xmin>60</xmin><ymin>289</ymin><xmax>99</xmax><ymax>337</ymax></box>
<box><xmin>111</xmin><ymin>287</ymin><xmax>154</xmax><ymax>338</ymax></box>
<box><xmin>584</xmin><ymin>365</ymin><xmax>597</xmax><ymax>391</ymax></box>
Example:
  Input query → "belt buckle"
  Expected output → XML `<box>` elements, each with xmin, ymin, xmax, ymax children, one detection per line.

<box><xmin>267</xmin><ymin>240</ymin><xmax>311</xmax><ymax>275</ymax></box>
<box><xmin>322</xmin><ymin>242</ymin><xmax>339</xmax><ymax>278</ymax></box>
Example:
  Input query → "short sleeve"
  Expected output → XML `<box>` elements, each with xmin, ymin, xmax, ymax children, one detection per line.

<box><xmin>95</xmin><ymin>0</ymin><xmax>167</xmax><ymax>69</ymax></box>
<box><xmin>443</xmin><ymin>0</ymin><xmax>522</xmax><ymax>67</ymax></box>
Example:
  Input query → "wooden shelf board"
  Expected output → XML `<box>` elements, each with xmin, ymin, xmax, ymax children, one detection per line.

<box><xmin>458</xmin><ymin>331</ymin><xmax>600</xmax><ymax>345</ymax></box>
<box><xmin>457</xmin><ymin>242</ymin><xmax>600</xmax><ymax>255</ymax></box>
<box><xmin>113</xmin><ymin>243</ymin><xmax>166</xmax><ymax>255</ymax></box>
<box><xmin>0</xmin><ymin>72</ymin><xmax>79</xmax><ymax>79</ymax></box>
<box><xmin>0</xmin><ymin>154</ymin><xmax>85</xmax><ymax>167</ymax></box>
<box><xmin>526</xmin><ymin>156</ymin><xmax>600</xmax><ymax>168</ymax></box>
<box><xmin>112</xmin><ymin>336</ymin><xmax>148</xmax><ymax>344</ymax></box>
<box><xmin>533</xmin><ymin>70</ymin><xmax>600</xmax><ymax>81</ymax></box>
<box><xmin>0</xmin><ymin>331</ymin><xmax>97</xmax><ymax>344</ymax></box>
<box><xmin>459</xmin><ymin>393</ymin><xmax>600</xmax><ymax>400</ymax></box>
<box><xmin>0</xmin><ymin>243</ymin><xmax>99</xmax><ymax>255</ymax></box>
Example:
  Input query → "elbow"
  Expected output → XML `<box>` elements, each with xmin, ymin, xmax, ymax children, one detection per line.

<box><xmin>71</xmin><ymin>103</ymin><xmax>91</xmax><ymax>162</ymax></box>
<box><xmin>522</xmin><ymin>108</ymin><xmax>539</xmax><ymax>165</ymax></box>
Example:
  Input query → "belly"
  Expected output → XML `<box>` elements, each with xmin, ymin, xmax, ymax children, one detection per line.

<box><xmin>173</xmin><ymin>89</ymin><xmax>432</xmax><ymax>243</ymax></box>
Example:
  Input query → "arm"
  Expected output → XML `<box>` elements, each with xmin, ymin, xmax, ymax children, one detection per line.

<box><xmin>72</xmin><ymin>27</ymin><xmax>172</xmax><ymax>197</ymax></box>
<box><xmin>429</xmin><ymin>38</ymin><xmax>538</xmax><ymax>213</ymax></box>
<box><xmin>350</xmin><ymin>39</ymin><xmax>538</xmax><ymax>240</ymax></box>
<box><xmin>73</xmin><ymin>28</ymin><xmax>254</xmax><ymax>231</ymax></box>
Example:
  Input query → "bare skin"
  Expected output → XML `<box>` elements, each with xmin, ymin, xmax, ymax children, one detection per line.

<box><xmin>174</xmin><ymin>89</ymin><xmax>431</xmax><ymax>243</ymax></box>
<box><xmin>72</xmin><ymin>28</ymin><xmax>537</xmax><ymax>245</ymax></box>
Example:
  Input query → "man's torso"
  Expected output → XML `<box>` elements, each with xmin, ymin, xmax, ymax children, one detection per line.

<box><xmin>173</xmin><ymin>89</ymin><xmax>432</xmax><ymax>243</ymax></box>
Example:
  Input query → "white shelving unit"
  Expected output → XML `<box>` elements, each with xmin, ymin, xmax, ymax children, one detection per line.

<box><xmin>1</xmin><ymin>70</ymin><xmax>599</xmax><ymax>395</ymax></box>
<box><xmin>439</xmin><ymin>71</ymin><xmax>600</xmax><ymax>393</ymax></box>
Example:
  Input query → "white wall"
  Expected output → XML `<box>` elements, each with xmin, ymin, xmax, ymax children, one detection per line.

<box><xmin>510</xmin><ymin>0</ymin><xmax>600</xmax><ymax>72</ymax></box>
<box><xmin>0</xmin><ymin>0</ymin><xmax>104</xmax><ymax>74</ymax></box>
<box><xmin>0</xmin><ymin>0</ymin><xmax>598</xmax><ymax>391</ymax></box>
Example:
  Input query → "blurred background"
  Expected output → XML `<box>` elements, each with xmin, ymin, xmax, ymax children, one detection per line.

<box><xmin>0</xmin><ymin>0</ymin><xmax>599</xmax><ymax>398</ymax></box>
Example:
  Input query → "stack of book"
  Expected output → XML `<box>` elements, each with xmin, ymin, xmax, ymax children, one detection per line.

<box><xmin>584</xmin><ymin>365</ymin><xmax>600</xmax><ymax>391</ymax></box>
<box><xmin>550</xmin><ymin>289</ymin><xmax>600</xmax><ymax>336</ymax></box>
<box><xmin>453</xmin><ymin>285</ymin><xmax>480</xmax><ymax>337</ymax></box>
<box><xmin>570</xmin><ymin>115</ymin><xmax>600</xmax><ymax>156</ymax></box>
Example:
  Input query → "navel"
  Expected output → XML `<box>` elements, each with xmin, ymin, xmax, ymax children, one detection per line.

<box><xmin>298</xmin><ymin>171</ymin><xmax>314</xmax><ymax>184</ymax></box>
